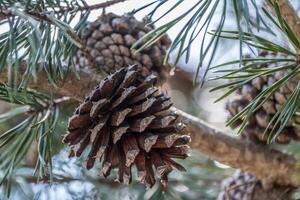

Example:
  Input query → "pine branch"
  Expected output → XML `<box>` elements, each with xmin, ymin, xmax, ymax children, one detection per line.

<box><xmin>0</xmin><ymin>8</ymin><xmax>84</xmax><ymax>48</ymax></box>
<box><xmin>0</xmin><ymin>0</ymin><xmax>134</xmax><ymax>89</ymax></box>
<box><xmin>1</xmin><ymin>68</ymin><xmax>299</xmax><ymax>188</ymax></box>
<box><xmin>0</xmin><ymin>65</ymin><xmax>103</xmax><ymax>102</ymax></box>
<box><xmin>0</xmin><ymin>8</ymin><xmax>50</xmax><ymax>22</ymax></box>
<box><xmin>0</xmin><ymin>0</ymin><xmax>132</xmax><ymax>18</ymax></box>
<box><xmin>0</xmin><ymin>6</ymin><xmax>97</xmax><ymax>71</ymax></box>
<box><xmin>266</xmin><ymin>0</ymin><xmax>300</xmax><ymax>53</ymax></box>
<box><xmin>0</xmin><ymin>86</ymin><xmax>63</xmax><ymax>195</ymax></box>
<box><xmin>209</xmin><ymin>8</ymin><xmax>300</xmax><ymax>142</ymax></box>
<box><xmin>53</xmin><ymin>0</ymin><xmax>132</xmax><ymax>14</ymax></box>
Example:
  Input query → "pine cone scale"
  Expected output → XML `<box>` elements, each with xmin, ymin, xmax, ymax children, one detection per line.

<box><xmin>90</xmin><ymin>99</ymin><xmax>109</xmax><ymax>118</ymax></box>
<box><xmin>111</xmin><ymin>86</ymin><xmax>136</xmax><ymax>109</ymax></box>
<box><xmin>128</xmin><ymin>97</ymin><xmax>156</xmax><ymax>116</ymax></box>
<box><xmin>112</xmin><ymin>124</ymin><xmax>129</xmax><ymax>144</ymax></box>
<box><xmin>121</xmin><ymin>134</ymin><xmax>140</xmax><ymax>167</ymax></box>
<box><xmin>137</xmin><ymin>133</ymin><xmax>159</xmax><ymax>152</ymax></box>
<box><xmin>135</xmin><ymin>152</ymin><xmax>147</xmax><ymax>182</ymax></box>
<box><xmin>68</xmin><ymin>114</ymin><xmax>91</xmax><ymax>130</ymax></box>
<box><xmin>129</xmin><ymin>115</ymin><xmax>155</xmax><ymax>132</ymax></box>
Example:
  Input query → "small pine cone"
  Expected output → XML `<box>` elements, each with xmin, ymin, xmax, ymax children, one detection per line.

<box><xmin>75</xmin><ymin>13</ymin><xmax>172</xmax><ymax>84</ymax></box>
<box><xmin>226</xmin><ymin>51</ymin><xmax>300</xmax><ymax>144</ymax></box>
<box><xmin>217</xmin><ymin>170</ymin><xmax>291</xmax><ymax>200</ymax></box>
<box><xmin>217</xmin><ymin>171</ymin><xmax>258</xmax><ymax>200</ymax></box>
<box><xmin>63</xmin><ymin>66</ymin><xmax>190</xmax><ymax>188</ymax></box>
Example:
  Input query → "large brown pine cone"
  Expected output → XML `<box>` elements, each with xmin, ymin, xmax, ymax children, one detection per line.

<box><xmin>226</xmin><ymin>51</ymin><xmax>300</xmax><ymax>144</ymax></box>
<box><xmin>217</xmin><ymin>171</ymin><xmax>258</xmax><ymax>200</ymax></box>
<box><xmin>63</xmin><ymin>66</ymin><xmax>190</xmax><ymax>188</ymax></box>
<box><xmin>75</xmin><ymin>13</ymin><xmax>172</xmax><ymax>83</ymax></box>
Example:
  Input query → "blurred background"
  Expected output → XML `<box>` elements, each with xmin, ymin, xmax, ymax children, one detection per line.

<box><xmin>1</xmin><ymin>0</ymin><xmax>300</xmax><ymax>199</ymax></box>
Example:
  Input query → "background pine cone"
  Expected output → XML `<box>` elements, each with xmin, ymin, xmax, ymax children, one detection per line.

<box><xmin>63</xmin><ymin>66</ymin><xmax>190</xmax><ymax>188</ymax></box>
<box><xmin>226</xmin><ymin>51</ymin><xmax>300</xmax><ymax>144</ymax></box>
<box><xmin>75</xmin><ymin>13</ymin><xmax>172</xmax><ymax>83</ymax></box>
<box><xmin>217</xmin><ymin>170</ymin><xmax>292</xmax><ymax>200</ymax></box>
<box><xmin>217</xmin><ymin>171</ymin><xmax>257</xmax><ymax>200</ymax></box>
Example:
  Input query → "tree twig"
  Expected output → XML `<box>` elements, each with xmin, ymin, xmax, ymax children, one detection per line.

<box><xmin>1</xmin><ymin>68</ymin><xmax>300</xmax><ymax>188</ymax></box>
<box><xmin>265</xmin><ymin>0</ymin><xmax>300</xmax><ymax>53</ymax></box>
<box><xmin>53</xmin><ymin>0</ymin><xmax>132</xmax><ymax>14</ymax></box>
<box><xmin>0</xmin><ymin>67</ymin><xmax>103</xmax><ymax>102</ymax></box>
<box><xmin>0</xmin><ymin>1</ymin><xmax>131</xmax><ymax>68</ymax></box>
<box><xmin>0</xmin><ymin>0</ymin><xmax>131</xmax><ymax>18</ymax></box>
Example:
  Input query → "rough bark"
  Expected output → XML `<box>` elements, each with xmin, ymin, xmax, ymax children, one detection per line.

<box><xmin>251</xmin><ymin>185</ymin><xmax>291</xmax><ymax>200</ymax></box>
<box><xmin>0</xmin><ymin>68</ymin><xmax>103</xmax><ymax>102</ymax></box>
<box><xmin>172</xmin><ymin>107</ymin><xmax>300</xmax><ymax>188</ymax></box>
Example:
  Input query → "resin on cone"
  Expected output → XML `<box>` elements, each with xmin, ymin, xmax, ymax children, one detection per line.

<box><xmin>226</xmin><ymin>51</ymin><xmax>300</xmax><ymax>144</ymax></box>
<box><xmin>63</xmin><ymin>65</ymin><xmax>190</xmax><ymax>188</ymax></box>
<box><xmin>75</xmin><ymin>13</ymin><xmax>172</xmax><ymax>83</ymax></box>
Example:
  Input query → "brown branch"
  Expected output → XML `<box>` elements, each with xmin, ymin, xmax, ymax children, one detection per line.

<box><xmin>0</xmin><ymin>1</ymin><xmax>131</xmax><ymax>68</ymax></box>
<box><xmin>12</xmin><ymin>10</ymin><xmax>81</xmax><ymax>46</ymax></box>
<box><xmin>0</xmin><ymin>68</ymin><xmax>103</xmax><ymax>102</ymax></box>
<box><xmin>1</xmin><ymin>68</ymin><xmax>300</xmax><ymax>188</ymax></box>
<box><xmin>0</xmin><ymin>0</ymin><xmax>131</xmax><ymax>19</ymax></box>
<box><xmin>0</xmin><ymin>8</ymin><xmax>49</xmax><ymax>22</ymax></box>
<box><xmin>53</xmin><ymin>0</ymin><xmax>132</xmax><ymax>14</ymax></box>
<box><xmin>172</xmin><ymin>107</ymin><xmax>300</xmax><ymax>188</ymax></box>
<box><xmin>266</xmin><ymin>0</ymin><xmax>300</xmax><ymax>53</ymax></box>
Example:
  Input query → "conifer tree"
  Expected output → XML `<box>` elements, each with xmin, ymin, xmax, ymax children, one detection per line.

<box><xmin>0</xmin><ymin>0</ymin><xmax>300</xmax><ymax>199</ymax></box>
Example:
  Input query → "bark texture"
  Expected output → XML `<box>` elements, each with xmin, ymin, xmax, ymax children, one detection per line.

<box><xmin>172</xmin><ymin>107</ymin><xmax>300</xmax><ymax>188</ymax></box>
<box><xmin>0</xmin><ymin>68</ymin><xmax>102</xmax><ymax>102</ymax></box>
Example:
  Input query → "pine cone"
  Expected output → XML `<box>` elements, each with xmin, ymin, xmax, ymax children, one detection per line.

<box><xmin>63</xmin><ymin>66</ymin><xmax>190</xmax><ymax>188</ymax></box>
<box><xmin>218</xmin><ymin>170</ymin><xmax>291</xmax><ymax>200</ymax></box>
<box><xmin>226</xmin><ymin>51</ymin><xmax>300</xmax><ymax>144</ymax></box>
<box><xmin>75</xmin><ymin>13</ymin><xmax>172</xmax><ymax>83</ymax></box>
<box><xmin>217</xmin><ymin>171</ymin><xmax>257</xmax><ymax>200</ymax></box>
